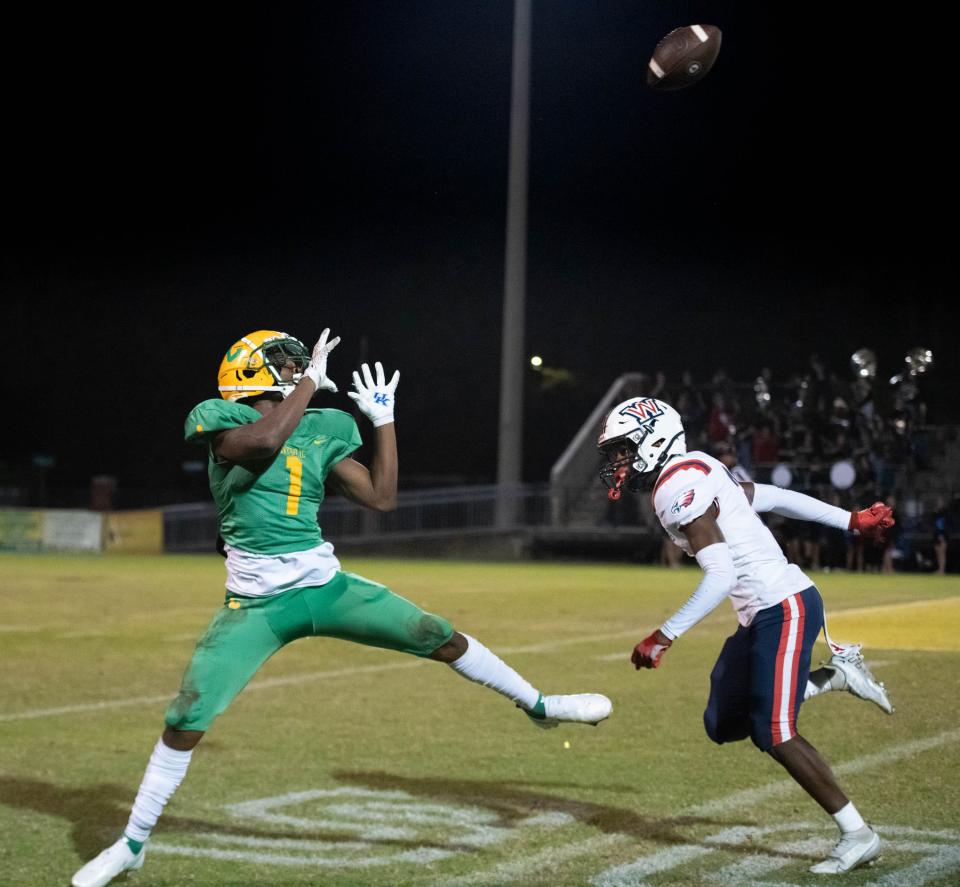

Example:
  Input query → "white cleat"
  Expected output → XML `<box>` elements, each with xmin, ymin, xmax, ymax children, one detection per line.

<box><xmin>810</xmin><ymin>825</ymin><xmax>881</xmax><ymax>874</ymax></box>
<box><xmin>827</xmin><ymin>643</ymin><xmax>894</xmax><ymax>715</ymax></box>
<box><xmin>524</xmin><ymin>693</ymin><xmax>613</xmax><ymax>729</ymax></box>
<box><xmin>72</xmin><ymin>837</ymin><xmax>144</xmax><ymax>887</ymax></box>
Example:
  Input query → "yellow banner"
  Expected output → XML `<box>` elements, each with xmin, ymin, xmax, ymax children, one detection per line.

<box><xmin>0</xmin><ymin>509</ymin><xmax>44</xmax><ymax>551</ymax></box>
<box><xmin>104</xmin><ymin>509</ymin><xmax>163</xmax><ymax>554</ymax></box>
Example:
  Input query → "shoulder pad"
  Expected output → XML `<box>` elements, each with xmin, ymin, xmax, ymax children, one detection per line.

<box><xmin>185</xmin><ymin>399</ymin><xmax>260</xmax><ymax>443</ymax></box>
<box><xmin>653</xmin><ymin>457</ymin><xmax>717</xmax><ymax>516</ymax></box>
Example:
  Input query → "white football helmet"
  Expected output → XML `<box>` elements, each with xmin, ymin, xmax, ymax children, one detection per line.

<box><xmin>598</xmin><ymin>397</ymin><xmax>687</xmax><ymax>498</ymax></box>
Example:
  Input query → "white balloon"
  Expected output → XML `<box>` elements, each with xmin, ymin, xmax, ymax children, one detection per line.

<box><xmin>771</xmin><ymin>464</ymin><xmax>793</xmax><ymax>489</ymax></box>
<box><xmin>830</xmin><ymin>460</ymin><xmax>856</xmax><ymax>490</ymax></box>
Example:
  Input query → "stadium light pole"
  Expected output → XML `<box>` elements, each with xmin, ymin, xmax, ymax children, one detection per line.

<box><xmin>496</xmin><ymin>0</ymin><xmax>532</xmax><ymax>528</ymax></box>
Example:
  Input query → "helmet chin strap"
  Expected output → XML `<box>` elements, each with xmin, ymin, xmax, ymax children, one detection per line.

<box><xmin>654</xmin><ymin>431</ymin><xmax>686</xmax><ymax>472</ymax></box>
<box><xmin>279</xmin><ymin>376</ymin><xmax>301</xmax><ymax>398</ymax></box>
<box><xmin>270</xmin><ymin>360</ymin><xmax>301</xmax><ymax>398</ymax></box>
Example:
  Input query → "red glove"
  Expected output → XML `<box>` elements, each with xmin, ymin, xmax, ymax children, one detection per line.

<box><xmin>849</xmin><ymin>502</ymin><xmax>895</xmax><ymax>538</ymax></box>
<box><xmin>631</xmin><ymin>629</ymin><xmax>673</xmax><ymax>669</ymax></box>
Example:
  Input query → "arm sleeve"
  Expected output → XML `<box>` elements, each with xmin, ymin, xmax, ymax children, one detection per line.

<box><xmin>660</xmin><ymin>542</ymin><xmax>737</xmax><ymax>640</ymax></box>
<box><xmin>751</xmin><ymin>483</ymin><xmax>851</xmax><ymax>530</ymax></box>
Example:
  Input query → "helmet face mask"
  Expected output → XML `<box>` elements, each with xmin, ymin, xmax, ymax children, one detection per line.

<box><xmin>598</xmin><ymin>397</ymin><xmax>687</xmax><ymax>499</ymax></box>
<box><xmin>218</xmin><ymin>331</ymin><xmax>311</xmax><ymax>401</ymax></box>
<box><xmin>598</xmin><ymin>438</ymin><xmax>646</xmax><ymax>498</ymax></box>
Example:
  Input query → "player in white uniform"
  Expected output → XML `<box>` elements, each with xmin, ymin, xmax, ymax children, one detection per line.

<box><xmin>598</xmin><ymin>396</ymin><xmax>895</xmax><ymax>875</ymax></box>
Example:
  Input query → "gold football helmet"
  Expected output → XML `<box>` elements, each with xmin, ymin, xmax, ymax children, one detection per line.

<box><xmin>217</xmin><ymin>330</ymin><xmax>310</xmax><ymax>401</ymax></box>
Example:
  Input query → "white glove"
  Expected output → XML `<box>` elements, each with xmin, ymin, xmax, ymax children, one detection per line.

<box><xmin>348</xmin><ymin>361</ymin><xmax>400</xmax><ymax>427</ymax></box>
<box><xmin>301</xmin><ymin>328</ymin><xmax>341</xmax><ymax>393</ymax></box>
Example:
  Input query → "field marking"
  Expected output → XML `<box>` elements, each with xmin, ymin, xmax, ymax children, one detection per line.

<box><xmin>437</xmin><ymin>833</ymin><xmax>629</xmax><ymax>886</ymax></box>
<box><xmin>149</xmin><ymin>841</ymin><xmax>451</xmax><ymax>867</ymax></box>
<box><xmin>684</xmin><ymin>726</ymin><xmax>960</xmax><ymax>817</ymax></box>
<box><xmin>592</xmin><ymin>824</ymin><xmax>960</xmax><ymax>887</ymax></box>
<box><xmin>589</xmin><ymin>822</ymin><xmax>960</xmax><ymax>887</ymax></box>
<box><xmin>594</xmin><ymin>652</ymin><xmax>632</xmax><ymax>662</ymax></box>
<box><xmin>829</xmin><ymin>597</ymin><xmax>960</xmax><ymax>619</ymax></box>
<box><xmin>224</xmin><ymin>786</ymin><xmax>513</xmax><ymax>844</ymax></box>
<box><xmin>443</xmin><ymin>731</ymin><xmax>960</xmax><ymax>887</ymax></box>
<box><xmin>0</xmin><ymin>629</ymin><xmax>642</xmax><ymax>723</ymax></box>
<box><xmin>827</xmin><ymin>596</ymin><xmax>960</xmax><ymax>652</ymax></box>
<box><xmin>0</xmin><ymin>608</ymin><xmax>222</xmax><ymax>635</ymax></box>
<box><xmin>588</xmin><ymin>844</ymin><xmax>714</xmax><ymax>887</ymax></box>
<box><xmin>6</xmin><ymin>592</ymin><xmax>955</xmax><ymax>723</ymax></box>
<box><xmin>592</xmin><ymin>650</ymin><xmax>900</xmax><ymax>669</ymax></box>
<box><xmin>152</xmin><ymin>786</ymin><xmax>578</xmax><ymax>872</ymax></box>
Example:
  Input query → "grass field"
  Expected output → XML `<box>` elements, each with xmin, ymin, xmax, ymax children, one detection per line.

<box><xmin>2</xmin><ymin>554</ymin><xmax>959</xmax><ymax>886</ymax></box>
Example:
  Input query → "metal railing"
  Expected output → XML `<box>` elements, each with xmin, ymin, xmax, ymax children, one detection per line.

<box><xmin>163</xmin><ymin>484</ymin><xmax>554</xmax><ymax>553</ymax></box>
<box><xmin>549</xmin><ymin>373</ymin><xmax>647</xmax><ymax>528</ymax></box>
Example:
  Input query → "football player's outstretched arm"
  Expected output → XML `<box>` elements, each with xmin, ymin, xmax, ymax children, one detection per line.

<box><xmin>328</xmin><ymin>362</ymin><xmax>401</xmax><ymax>512</ymax></box>
<box><xmin>329</xmin><ymin>426</ymin><xmax>398</xmax><ymax>512</ymax></box>
<box><xmin>741</xmin><ymin>483</ymin><xmax>894</xmax><ymax>538</ymax></box>
<box><xmin>214</xmin><ymin>329</ymin><xmax>340</xmax><ymax>462</ymax></box>
<box><xmin>633</xmin><ymin>506</ymin><xmax>736</xmax><ymax>669</ymax></box>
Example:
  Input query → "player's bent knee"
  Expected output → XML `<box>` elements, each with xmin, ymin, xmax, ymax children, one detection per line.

<box><xmin>703</xmin><ymin>710</ymin><xmax>750</xmax><ymax>745</ymax></box>
<box><xmin>703</xmin><ymin>711</ymin><xmax>723</xmax><ymax>744</ymax></box>
<box><xmin>162</xmin><ymin>726</ymin><xmax>205</xmax><ymax>751</ymax></box>
<box><xmin>750</xmin><ymin>726</ymin><xmax>780</xmax><ymax>753</ymax></box>
<box><xmin>428</xmin><ymin>629</ymin><xmax>467</xmax><ymax>662</ymax></box>
<box><xmin>765</xmin><ymin>735</ymin><xmax>798</xmax><ymax>760</ymax></box>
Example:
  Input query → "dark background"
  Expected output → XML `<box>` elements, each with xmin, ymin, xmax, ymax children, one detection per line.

<box><xmin>3</xmin><ymin>2</ymin><xmax>955</xmax><ymax>501</ymax></box>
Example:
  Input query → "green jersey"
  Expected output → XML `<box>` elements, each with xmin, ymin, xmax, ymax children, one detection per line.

<box><xmin>184</xmin><ymin>400</ymin><xmax>362</xmax><ymax>554</ymax></box>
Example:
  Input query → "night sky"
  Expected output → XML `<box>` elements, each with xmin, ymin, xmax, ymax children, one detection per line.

<box><xmin>5</xmin><ymin>2</ymin><xmax>956</xmax><ymax>501</ymax></box>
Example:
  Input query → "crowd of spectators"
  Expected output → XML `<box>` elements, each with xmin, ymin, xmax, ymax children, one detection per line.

<box><xmin>617</xmin><ymin>354</ymin><xmax>958</xmax><ymax>573</ymax></box>
<box><xmin>646</xmin><ymin>354</ymin><xmax>933</xmax><ymax>496</ymax></box>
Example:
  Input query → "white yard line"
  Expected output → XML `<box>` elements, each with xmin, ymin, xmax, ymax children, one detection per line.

<box><xmin>588</xmin><ymin>845</ymin><xmax>714</xmax><ymax>887</ymax></box>
<box><xmin>435</xmin><ymin>730</ymin><xmax>960</xmax><ymax>886</ymax></box>
<box><xmin>437</xmin><ymin>833</ymin><xmax>630</xmax><ymax>886</ymax></box>
<box><xmin>684</xmin><ymin>727</ymin><xmax>960</xmax><ymax>817</ymax></box>
<box><xmin>0</xmin><ymin>663</ymin><xmax>427</xmax><ymax>723</ymax></box>
<box><xmin>0</xmin><ymin>694</ymin><xmax>176</xmax><ymax>722</ymax></box>
<box><xmin>0</xmin><ymin>630</ymin><xmax>641</xmax><ymax>723</ymax></box>
<box><xmin>4</xmin><ymin>595</ymin><xmax>952</xmax><ymax>722</ymax></box>
<box><xmin>833</xmin><ymin>596</ymin><xmax>960</xmax><ymax>617</ymax></box>
<box><xmin>149</xmin><ymin>841</ymin><xmax>451</xmax><ymax>867</ymax></box>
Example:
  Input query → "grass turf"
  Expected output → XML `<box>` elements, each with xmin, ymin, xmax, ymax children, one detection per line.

<box><xmin>1</xmin><ymin>553</ymin><xmax>958</xmax><ymax>886</ymax></box>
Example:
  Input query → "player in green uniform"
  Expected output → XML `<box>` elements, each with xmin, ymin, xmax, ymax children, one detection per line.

<box><xmin>73</xmin><ymin>327</ymin><xmax>612</xmax><ymax>887</ymax></box>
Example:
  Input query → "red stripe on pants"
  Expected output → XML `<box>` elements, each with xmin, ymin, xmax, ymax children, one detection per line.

<box><xmin>784</xmin><ymin>595</ymin><xmax>806</xmax><ymax>739</ymax></box>
<box><xmin>771</xmin><ymin>594</ymin><xmax>806</xmax><ymax>746</ymax></box>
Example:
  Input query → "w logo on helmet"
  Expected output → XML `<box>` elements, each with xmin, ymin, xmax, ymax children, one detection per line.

<box><xmin>619</xmin><ymin>398</ymin><xmax>664</xmax><ymax>424</ymax></box>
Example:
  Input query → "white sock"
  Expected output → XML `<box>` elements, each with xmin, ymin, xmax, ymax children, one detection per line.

<box><xmin>832</xmin><ymin>801</ymin><xmax>866</xmax><ymax>834</ymax></box>
<box><xmin>804</xmin><ymin>666</ymin><xmax>843</xmax><ymax>701</ymax></box>
<box><xmin>448</xmin><ymin>634</ymin><xmax>540</xmax><ymax>710</ymax></box>
<box><xmin>124</xmin><ymin>738</ymin><xmax>194</xmax><ymax>843</ymax></box>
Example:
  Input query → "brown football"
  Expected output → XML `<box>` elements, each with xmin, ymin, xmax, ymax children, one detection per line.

<box><xmin>646</xmin><ymin>24</ymin><xmax>722</xmax><ymax>91</ymax></box>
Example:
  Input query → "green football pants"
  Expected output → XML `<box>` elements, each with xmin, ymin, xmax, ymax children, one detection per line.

<box><xmin>164</xmin><ymin>571</ymin><xmax>454</xmax><ymax>731</ymax></box>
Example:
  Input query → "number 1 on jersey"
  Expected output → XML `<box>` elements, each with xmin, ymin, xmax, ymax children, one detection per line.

<box><xmin>285</xmin><ymin>455</ymin><xmax>303</xmax><ymax>515</ymax></box>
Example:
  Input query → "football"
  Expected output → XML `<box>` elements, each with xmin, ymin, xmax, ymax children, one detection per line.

<box><xmin>646</xmin><ymin>24</ymin><xmax>722</xmax><ymax>91</ymax></box>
